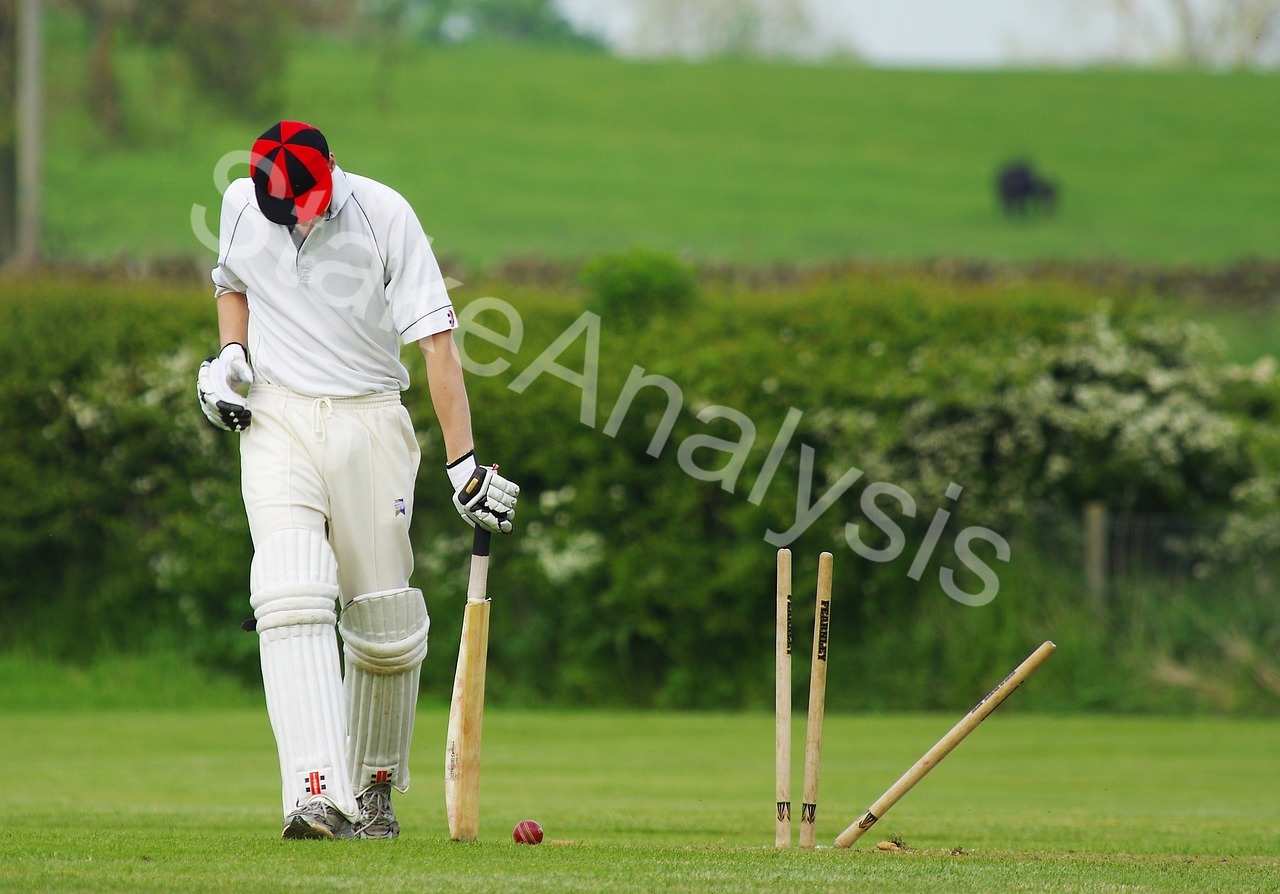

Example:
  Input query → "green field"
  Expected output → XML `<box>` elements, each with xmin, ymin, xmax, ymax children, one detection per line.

<box><xmin>4</xmin><ymin>709</ymin><xmax>1278</xmax><ymax>892</ymax></box>
<box><xmin>45</xmin><ymin>33</ymin><xmax>1280</xmax><ymax>266</ymax></box>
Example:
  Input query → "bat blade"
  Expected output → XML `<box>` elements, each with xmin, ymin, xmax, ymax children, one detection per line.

<box><xmin>445</xmin><ymin>528</ymin><xmax>493</xmax><ymax>842</ymax></box>
<box><xmin>445</xmin><ymin>599</ymin><xmax>490</xmax><ymax>841</ymax></box>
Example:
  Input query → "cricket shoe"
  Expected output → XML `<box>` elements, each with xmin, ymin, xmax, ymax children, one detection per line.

<box><xmin>282</xmin><ymin>796</ymin><xmax>356</xmax><ymax>840</ymax></box>
<box><xmin>355</xmin><ymin>783</ymin><xmax>400</xmax><ymax>840</ymax></box>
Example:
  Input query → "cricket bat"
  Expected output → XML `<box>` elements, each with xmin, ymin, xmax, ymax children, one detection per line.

<box><xmin>445</xmin><ymin>526</ymin><xmax>493</xmax><ymax>841</ymax></box>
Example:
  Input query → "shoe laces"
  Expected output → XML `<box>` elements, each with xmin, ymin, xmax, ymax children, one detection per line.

<box><xmin>357</xmin><ymin>783</ymin><xmax>394</xmax><ymax>831</ymax></box>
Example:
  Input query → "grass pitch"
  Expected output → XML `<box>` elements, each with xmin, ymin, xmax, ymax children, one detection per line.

<box><xmin>2</xmin><ymin>709</ymin><xmax>1277</xmax><ymax>892</ymax></box>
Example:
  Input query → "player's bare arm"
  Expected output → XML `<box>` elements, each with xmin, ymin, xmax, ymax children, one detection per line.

<box><xmin>422</xmin><ymin>331</ymin><xmax>519</xmax><ymax>535</ymax></box>
<box><xmin>217</xmin><ymin>291</ymin><xmax>249</xmax><ymax>347</ymax></box>
<box><xmin>421</xmin><ymin>330</ymin><xmax>473</xmax><ymax>462</ymax></box>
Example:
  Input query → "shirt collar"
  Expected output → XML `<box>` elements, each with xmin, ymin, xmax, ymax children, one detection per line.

<box><xmin>326</xmin><ymin>165</ymin><xmax>353</xmax><ymax>220</ymax></box>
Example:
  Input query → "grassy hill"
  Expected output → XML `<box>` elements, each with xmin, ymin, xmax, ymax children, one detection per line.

<box><xmin>43</xmin><ymin>32</ymin><xmax>1280</xmax><ymax>266</ymax></box>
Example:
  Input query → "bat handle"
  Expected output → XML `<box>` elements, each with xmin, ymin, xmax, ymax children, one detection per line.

<box><xmin>467</xmin><ymin>528</ymin><xmax>492</xmax><ymax>604</ymax></box>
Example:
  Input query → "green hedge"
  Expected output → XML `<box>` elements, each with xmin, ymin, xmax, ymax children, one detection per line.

<box><xmin>2</xmin><ymin>271</ymin><xmax>1278</xmax><ymax>712</ymax></box>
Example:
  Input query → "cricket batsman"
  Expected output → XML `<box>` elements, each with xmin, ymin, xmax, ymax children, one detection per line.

<box><xmin>197</xmin><ymin>121</ymin><xmax>519</xmax><ymax>840</ymax></box>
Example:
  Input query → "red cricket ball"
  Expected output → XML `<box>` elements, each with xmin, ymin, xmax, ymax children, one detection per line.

<box><xmin>513</xmin><ymin>819</ymin><xmax>544</xmax><ymax>845</ymax></box>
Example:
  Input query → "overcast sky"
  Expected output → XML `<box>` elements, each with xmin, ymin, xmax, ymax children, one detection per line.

<box><xmin>554</xmin><ymin>0</ymin><xmax>1192</xmax><ymax>67</ymax></box>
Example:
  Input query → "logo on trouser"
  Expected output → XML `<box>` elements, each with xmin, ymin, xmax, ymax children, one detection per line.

<box><xmin>303</xmin><ymin>771</ymin><xmax>328</xmax><ymax>796</ymax></box>
<box><xmin>393</xmin><ymin>498</ymin><xmax>407</xmax><ymax>517</ymax></box>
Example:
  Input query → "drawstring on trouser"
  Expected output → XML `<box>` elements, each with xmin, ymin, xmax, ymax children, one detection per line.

<box><xmin>312</xmin><ymin>397</ymin><xmax>334</xmax><ymax>441</ymax></box>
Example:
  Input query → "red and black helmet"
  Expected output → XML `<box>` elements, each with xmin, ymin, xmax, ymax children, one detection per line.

<box><xmin>250</xmin><ymin>120</ymin><xmax>332</xmax><ymax>226</ymax></box>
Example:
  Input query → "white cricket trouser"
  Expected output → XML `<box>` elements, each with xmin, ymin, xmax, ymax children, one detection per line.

<box><xmin>241</xmin><ymin>384</ymin><xmax>426</xmax><ymax>819</ymax></box>
<box><xmin>241</xmin><ymin>384</ymin><xmax>420</xmax><ymax>601</ymax></box>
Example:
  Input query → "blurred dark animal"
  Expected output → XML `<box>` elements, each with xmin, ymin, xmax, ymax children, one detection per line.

<box><xmin>996</xmin><ymin>160</ymin><xmax>1058</xmax><ymax>217</ymax></box>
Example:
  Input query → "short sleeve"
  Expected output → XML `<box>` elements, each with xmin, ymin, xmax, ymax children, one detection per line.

<box><xmin>385</xmin><ymin>197</ymin><xmax>455</xmax><ymax>344</ymax></box>
<box><xmin>211</xmin><ymin>181</ymin><xmax>251</xmax><ymax>297</ymax></box>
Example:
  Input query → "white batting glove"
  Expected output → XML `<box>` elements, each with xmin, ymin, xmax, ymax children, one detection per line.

<box><xmin>447</xmin><ymin>452</ymin><xmax>519</xmax><ymax>534</ymax></box>
<box><xmin>197</xmin><ymin>342</ymin><xmax>254</xmax><ymax>432</ymax></box>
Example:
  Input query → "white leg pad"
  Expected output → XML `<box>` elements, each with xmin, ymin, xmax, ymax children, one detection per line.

<box><xmin>251</xmin><ymin>528</ymin><xmax>358</xmax><ymax>820</ymax></box>
<box><xmin>340</xmin><ymin>587</ymin><xmax>429</xmax><ymax>795</ymax></box>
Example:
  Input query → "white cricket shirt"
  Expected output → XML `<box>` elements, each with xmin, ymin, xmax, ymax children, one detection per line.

<box><xmin>211</xmin><ymin>165</ymin><xmax>456</xmax><ymax>397</ymax></box>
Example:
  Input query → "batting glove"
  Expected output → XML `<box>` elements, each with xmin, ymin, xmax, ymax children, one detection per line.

<box><xmin>448</xmin><ymin>452</ymin><xmax>519</xmax><ymax>534</ymax></box>
<box><xmin>197</xmin><ymin>342</ymin><xmax>254</xmax><ymax>432</ymax></box>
